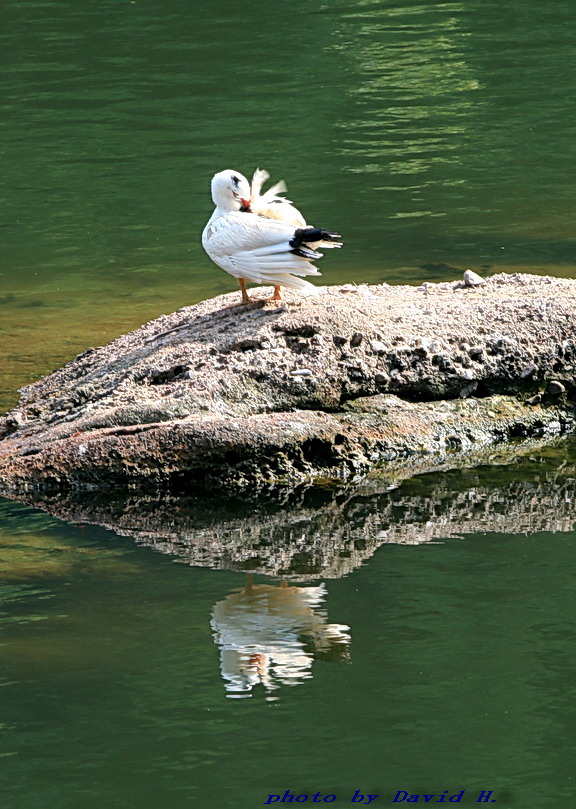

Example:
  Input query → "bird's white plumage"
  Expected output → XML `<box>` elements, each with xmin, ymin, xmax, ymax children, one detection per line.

<box><xmin>249</xmin><ymin>168</ymin><xmax>307</xmax><ymax>228</ymax></box>
<box><xmin>202</xmin><ymin>168</ymin><xmax>341</xmax><ymax>298</ymax></box>
<box><xmin>203</xmin><ymin>210</ymin><xmax>321</xmax><ymax>286</ymax></box>
<box><xmin>249</xmin><ymin>169</ymin><xmax>341</xmax><ymax>253</ymax></box>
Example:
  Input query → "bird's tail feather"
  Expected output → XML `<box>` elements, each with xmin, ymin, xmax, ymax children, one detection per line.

<box><xmin>255</xmin><ymin>254</ymin><xmax>322</xmax><ymax>276</ymax></box>
<box><xmin>290</xmin><ymin>227</ymin><xmax>343</xmax><ymax>253</ymax></box>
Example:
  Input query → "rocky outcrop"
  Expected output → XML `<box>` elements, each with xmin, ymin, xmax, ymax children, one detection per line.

<box><xmin>1</xmin><ymin>273</ymin><xmax>576</xmax><ymax>494</ymax></box>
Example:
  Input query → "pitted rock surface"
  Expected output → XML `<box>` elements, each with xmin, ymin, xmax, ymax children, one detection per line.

<box><xmin>1</xmin><ymin>273</ymin><xmax>576</xmax><ymax>493</ymax></box>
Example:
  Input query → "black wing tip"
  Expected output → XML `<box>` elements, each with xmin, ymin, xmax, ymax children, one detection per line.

<box><xmin>290</xmin><ymin>227</ymin><xmax>342</xmax><ymax>248</ymax></box>
<box><xmin>291</xmin><ymin>246</ymin><xmax>323</xmax><ymax>260</ymax></box>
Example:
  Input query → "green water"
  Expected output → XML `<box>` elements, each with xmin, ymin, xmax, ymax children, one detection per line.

<box><xmin>3</xmin><ymin>0</ymin><xmax>576</xmax><ymax>410</ymax></box>
<box><xmin>2</xmin><ymin>445</ymin><xmax>576</xmax><ymax>808</ymax></box>
<box><xmin>2</xmin><ymin>0</ymin><xmax>576</xmax><ymax>806</ymax></box>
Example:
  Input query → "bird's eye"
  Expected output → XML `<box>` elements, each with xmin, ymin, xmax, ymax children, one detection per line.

<box><xmin>231</xmin><ymin>175</ymin><xmax>239</xmax><ymax>186</ymax></box>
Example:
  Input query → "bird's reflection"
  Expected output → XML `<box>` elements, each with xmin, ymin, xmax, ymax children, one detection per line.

<box><xmin>210</xmin><ymin>575</ymin><xmax>350</xmax><ymax>699</ymax></box>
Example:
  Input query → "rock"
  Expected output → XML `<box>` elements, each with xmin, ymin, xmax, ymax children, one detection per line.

<box><xmin>463</xmin><ymin>269</ymin><xmax>486</xmax><ymax>287</ymax></box>
<box><xmin>369</xmin><ymin>339</ymin><xmax>387</xmax><ymax>354</ymax></box>
<box><xmin>468</xmin><ymin>346</ymin><xmax>484</xmax><ymax>361</ymax></box>
<box><xmin>459</xmin><ymin>381</ymin><xmax>478</xmax><ymax>399</ymax></box>
<box><xmin>549</xmin><ymin>380</ymin><xmax>566</xmax><ymax>396</ymax></box>
<box><xmin>2</xmin><ymin>274</ymin><xmax>576</xmax><ymax>495</ymax></box>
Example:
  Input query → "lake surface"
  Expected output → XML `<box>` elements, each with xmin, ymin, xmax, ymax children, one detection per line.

<box><xmin>2</xmin><ymin>0</ymin><xmax>576</xmax><ymax>807</ymax></box>
<box><xmin>3</xmin><ymin>444</ymin><xmax>576</xmax><ymax>809</ymax></box>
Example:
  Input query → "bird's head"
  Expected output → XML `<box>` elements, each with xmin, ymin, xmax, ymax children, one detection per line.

<box><xmin>210</xmin><ymin>170</ymin><xmax>251</xmax><ymax>212</ymax></box>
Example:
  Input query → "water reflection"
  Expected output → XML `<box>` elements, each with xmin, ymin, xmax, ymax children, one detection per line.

<box><xmin>332</xmin><ymin>0</ymin><xmax>481</xmax><ymax>182</ymax></box>
<box><xmin>211</xmin><ymin>576</ymin><xmax>350</xmax><ymax>699</ymax></box>
<box><xmin>3</xmin><ymin>437</ymin><xmax>576</xmax><ymax>582</ymax></box>
<box><xmin>3</xmin><ymin>438</ymin><xmax>576</xmax><ymax>697</ymax></box>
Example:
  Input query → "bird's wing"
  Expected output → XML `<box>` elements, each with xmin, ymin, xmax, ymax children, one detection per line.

<box><xmin>204</xmin><ymin>212</ymin><xmax>295</xmax><ymax>256</ymax></box>
<box><xmin>203</xmin><ymin>212</ymin><xmax>321</xmax><ymax>284</ymax></box>
<box><xmin>227</xmin><ymin>249</ymin><xmax>322</xmax><ymax>283</ymax></box>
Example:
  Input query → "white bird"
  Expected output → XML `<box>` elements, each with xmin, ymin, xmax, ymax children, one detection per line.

<box><xmin>202</xmin><ymin>169</ymin><xmax>342</xmax><ymax>304</ymax></box>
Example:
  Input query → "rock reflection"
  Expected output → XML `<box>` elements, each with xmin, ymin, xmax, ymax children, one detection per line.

<box><xmin>2</xmin><ymin>438</ymin><xmax>576</xmax><ymax>581</ymax></box>
<box><xmin>211</xmin><ymin>576</ymin><xmax>350</xmax><ymax>699</ymax></box>
<box><xmin>4</xmin><ymin>438</ymin><xmax>576</xmax><ymax>695</ymax></box>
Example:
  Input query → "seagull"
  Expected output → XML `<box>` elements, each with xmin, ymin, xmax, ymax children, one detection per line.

<box><xmin>202</xmin><ymin>169</ymin><xmax>342</xmax><ymax>303</ymax></box>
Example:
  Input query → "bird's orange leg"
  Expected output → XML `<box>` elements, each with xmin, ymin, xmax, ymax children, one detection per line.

<box><xmin>271</xmin><ymin>285</ymin><xmax>283</xmax><ymax>301</ymax></box>
<box><xmin>238</xmin><ymin>278</ymin><xmax>251</xmax><ymax>304</ymax></box>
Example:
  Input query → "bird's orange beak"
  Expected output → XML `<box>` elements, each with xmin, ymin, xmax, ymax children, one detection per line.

<box><xmin>240</xmin><ymin>198</ymin><xmax>251</xmax><ymax>210</ymax></box>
